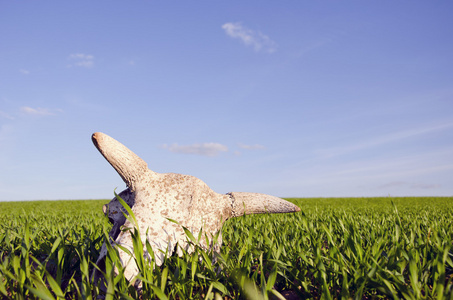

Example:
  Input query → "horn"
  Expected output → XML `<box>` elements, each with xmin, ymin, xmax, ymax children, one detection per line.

<box><xmin>229</xmin><ymin>192</ymin><xmax>300</xmax><ymax>217</ymax></box>
<box><xmin>92</xmin><ymin>132</ymin><xmax>151</xmax><ymax>190</ymax></box>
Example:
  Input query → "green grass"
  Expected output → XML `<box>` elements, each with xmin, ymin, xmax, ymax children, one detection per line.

<box><xmin>1</xmin><ymin>197</ymin><xmax>453</xmax><ymax>299</ymax></box>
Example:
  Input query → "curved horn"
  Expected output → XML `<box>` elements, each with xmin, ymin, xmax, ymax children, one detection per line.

<box><xmin>92</xmin><ymin>132</ymin><xmax>150</xmax><ymax>190</ymax></box>
<box><xmin>229</xmin><ymin>192</ymin><xmax>300</xmax><ymax>217</ymax></box>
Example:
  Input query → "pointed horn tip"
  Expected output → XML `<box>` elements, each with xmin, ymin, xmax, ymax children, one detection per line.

<box><xmin>229</xmin><ymin>192</ymin><xmax>301</xmax><ymax>215</ymax></box>
<box><xmin>92</xmin><ymin>132</ymin><xmax>112</xmax><ymax>151</ymax></box>
<box><xmin>282</xmin><ymin>200</ymin><xmax>301</xmax><ymax>213</ymax></box>
<box><xmin>268</xmin><ymin>194</ymin><xmax>301</xmax><ymax>213</ymax></box>
<box><xmin>92</xmin><ymin>132</ymin><xmax>105</xmax><ymax>143</ymax></box>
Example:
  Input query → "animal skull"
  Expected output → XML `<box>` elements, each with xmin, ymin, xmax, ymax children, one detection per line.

<box><xmin>91</xmin><ymin>132</ymin><xmax>300</xmax><ymax>284</ymax></box>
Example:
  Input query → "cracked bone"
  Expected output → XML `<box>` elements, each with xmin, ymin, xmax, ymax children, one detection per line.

<box><xmin>91</xmin><ymin>132</ymin><xmax>300</xmax><ymax>284</ymax></box>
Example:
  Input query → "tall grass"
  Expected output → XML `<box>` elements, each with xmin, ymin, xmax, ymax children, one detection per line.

<box><xmin>1</xmin><ymin>197</ymin><xmax>452</xmax><ymax>299</ymax></box>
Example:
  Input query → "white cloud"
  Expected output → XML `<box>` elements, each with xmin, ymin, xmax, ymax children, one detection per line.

<box><xmin>411</xmin><ymin>183</ymin><xmax>441</xmax><ymax>189</ymax></box>
<box><xmin>68</xmin><ymin>53</ymin><xmax>94</xmax><ymax>68</ymax></box>
<box><xmin>377</xmin><ymin>181</ymin><xmax>407</xmax><ymax>189</ymax></box>
<box><xmin>378</xmin><ymin>181</ymin><xmax>441</xmax><ymax>190</ymax></box>
<box><xmin>75</xmin><ymin>60</ymin><xmax>93</xmax><ymax>68</ymax></box>
<box><xmin>238</xmin><ymin>143</ymin><xmax>265</xmax><ymax>150</ymax></box>
<box><xmin>222</xmin><ymin>22</ymin><xmax>277</xmax><ymax>53</ymax></box>
<box><xmin>161</xmin><ymin>143</ymin><xmax>228</xmax><ymax>157</ymax></box>
<box><xmin>318</xmin><ymin>121</ymin><xmax>453</xmax><ymax>159</ymax></box>
<box><xmin>20</xmin><ymin>106</ymin><xmax>61</xmax><ymax>116</ymax></box>
<box><xmin>19</xmin><ymin>69</ymin><xmax>30</xmax><ymax>75</ymax></box>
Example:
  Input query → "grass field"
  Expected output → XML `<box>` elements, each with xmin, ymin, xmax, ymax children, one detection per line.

<box><xmin>1</xmin><ymin>197</ymin><xmax>452</xmax><ymax>299</ymax></box>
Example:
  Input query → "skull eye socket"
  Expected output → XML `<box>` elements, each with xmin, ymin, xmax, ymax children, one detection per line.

<box><xmin>108</xmin><ymin>217</ymin><xmax>114</xmax><ymax>224</ymax></box>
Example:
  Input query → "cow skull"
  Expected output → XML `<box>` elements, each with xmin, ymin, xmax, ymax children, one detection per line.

<box><xmin>91</xmin><ymin>132</ymin><xmax>300</xmax><ymax>284</ymax></box>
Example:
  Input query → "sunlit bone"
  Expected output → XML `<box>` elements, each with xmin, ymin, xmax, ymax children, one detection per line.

<box><xmin>91</xmin><ymin>132</ymin><xmax>300</xmax><ymax>283</ymax></box>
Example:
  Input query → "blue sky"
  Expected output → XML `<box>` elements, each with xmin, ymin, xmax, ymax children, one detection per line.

<box><xmin>1</xmin><ymin>1</ymin><xmax>452</xmax><ymax>201</ymax></box>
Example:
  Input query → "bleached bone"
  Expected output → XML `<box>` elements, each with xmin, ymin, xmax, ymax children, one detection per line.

<box><xmin>91</xmin><ymin>132</ymin><xmax>300</xmax><ymax>284</ymax></box>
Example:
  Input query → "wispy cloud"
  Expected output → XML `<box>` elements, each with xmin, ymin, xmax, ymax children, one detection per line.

<box><xmin>68</xmin><ymin>53</ymin><xmax>94</xmax><ymax>68</ymax></box>
<box><xmin>19</xmin><ymin>69</ymin><xmax>30</xmax><ymax>75</ymax></box>
<box><xmin>411</xmin><ymin>183</ymin><xmax>441</xmax><ymax>189</ymax></box>
<box><xmin>318</xmin><ymin>122</ymin><xmax>453</xmax><ymax>158</ymax></box>
<box><xmin>377</xmin><ymin>181</ymin><xmax>407</xmax><ymax>189</ymax></box>
<box><xmin>378</xmin><ymin>181</ymin><xmax>441</xmax><ymax>190</ymax></box>
<box><xmin>161</xmin><ymin>143</ymin><xmax>228</xmax><ymax>157</ymax></box>
<box><xmin>20</xmin><ymin>106</ymin><xmax>61</xmax><ymax>116</ymax></box>
<box><xmin>222</xmin><ymin>22</ymin><xmax>277</xmax><ymax>53</ymax></box>
<box><xmin>238</xmin><ymin>143</ymin><xmax>266</xmax><ymax>150</ymax></box>
<box><xmin>335</xmin><ymin>146</ymin><xmax>453</xmax><ymax>180</ymax></box>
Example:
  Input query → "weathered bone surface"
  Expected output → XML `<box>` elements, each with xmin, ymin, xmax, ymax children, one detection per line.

<box><xmin>91</xmin><ymin>132</ymin><xmax>300</xmax><ymax>283</ymax></box>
